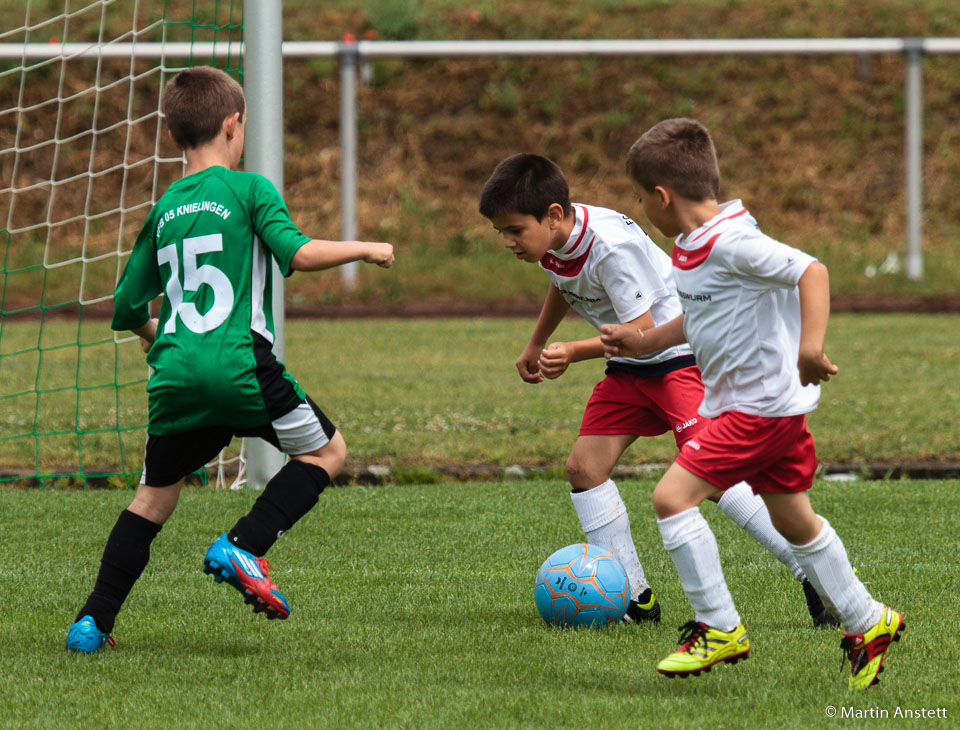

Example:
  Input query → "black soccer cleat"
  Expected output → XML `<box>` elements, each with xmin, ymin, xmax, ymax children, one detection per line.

<box><xmin>622</xmin><ymin>587</ymin><xmax>662</xmax><ymax>624</ymax></box>
<box><xmin>802</xmin><ymin>578</ymin><xmax>840</xmax><ymax>629</ymax></box>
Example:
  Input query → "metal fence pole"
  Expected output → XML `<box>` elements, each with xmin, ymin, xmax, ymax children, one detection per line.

<box><xmin>9</xmin><ymin>36</ymin><xmax>954</xmax><ymax>285</ymax></box>
<box><xmin>243</xmin><ymin>0</ymin><xmax>287</xmax><ymax>488</ymax></box>
<box><xmin>904</xmin><ymin>40</ymin><xmax>924</xmax><ymax>280</ymax></box>
<box><xmin>339</xmin><ymin>41</ymin><xmax>359</xmax><ymax>288</ymax></box>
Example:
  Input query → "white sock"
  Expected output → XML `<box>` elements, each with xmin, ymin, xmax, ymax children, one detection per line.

<box><xmin>570</xmin><ymin>479</ymin><xmax>648</xmax><ymax>599</ymax></box>
<box><xmin>789</xmin><ymin>516</ymin><xmax>883</xmax><ymax>634</ymax></box>
<box><xmin>717</xmin><ymin>482</ymin><xmax>805</xmax><ymax>581</ymax></box>
<box><xmin>658</xmin><ymin>507</ymin><xmax>740</xmax><ymax>631</ymax></box>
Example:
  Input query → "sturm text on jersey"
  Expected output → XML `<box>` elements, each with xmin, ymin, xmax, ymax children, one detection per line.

<box><xmin>677</xmin><ymin>289</ymin><xmax>712</xmax><ymax>303</ymax></box>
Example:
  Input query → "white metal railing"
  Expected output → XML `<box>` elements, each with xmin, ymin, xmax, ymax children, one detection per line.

<box><xmin>9</xmin><ymin>37</ymin><xmax>960</xmax><ymax>59</ymax></box>
<box><xmin>6</xmin><ymin>37</ymin><xmax>960</xmax><ymax>280</ymax></box>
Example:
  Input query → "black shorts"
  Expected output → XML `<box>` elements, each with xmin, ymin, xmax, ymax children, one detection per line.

<box><xmin>141</xmin><ymin>395</ymin><xmax>336</xmax><ymax>487</ymax></box>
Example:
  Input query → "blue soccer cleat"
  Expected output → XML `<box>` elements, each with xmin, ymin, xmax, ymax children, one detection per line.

<box><xmin>66</xmin><ymin>615</ymin><xmax>115</xmax><ymax>654</ymax></box>
<box><xmin>203</xmin><ymin>533</ymin><xmax>290</xmax><ymax>619</ymax></box>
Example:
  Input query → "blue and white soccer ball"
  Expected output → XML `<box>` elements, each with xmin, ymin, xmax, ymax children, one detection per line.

<box><xmin>534</xmin><ymin>543</ymin><xmax>630</xmax><ymax>627</ymax></box>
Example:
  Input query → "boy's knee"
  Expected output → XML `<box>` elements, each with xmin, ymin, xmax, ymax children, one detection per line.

<box><xmin>760</xmin><ymin>492</ymin><xmax>820</xmax><ymax>544</ymax></box>
<box><xmin>565</xmin><ymin>454</ymin><xmax>605</xmax><ymax>490</ymax></box>
<box><xmin>653</xmin><ymin>480</ymin><xmax>701</xmax><ymax>520</ymax></box>
<box><xmin>652</xmin><ymin>487</ymin><xmax>694</xmax><ymax>519</ymax></box>
<box><xmin>651</xmin><ymin>485</ymin><xmax>673</xmax><ymax>519</ymax></box>
<box><xmin>651</xmin><ymin>467</ymin><xmax>712</xmax><ymax>519</ymax></box>
<box><xmin>296</xmin><ymin>430</ymin><xmax>346</xmax><ymax>478</ymax></box>
<box><xmin>128</xmin><ymin>482</ymin><xmax>181</xmax><ymax>525</ymax></box>
<box><xmin>768</xmin><ymin>510</ymin><xmax>820</xmax><ymax>545</ymax></box>
<box><xmin>325</xmin><ymin>431</ymin><xmax>347</xmax><ymax>475</ymax></box>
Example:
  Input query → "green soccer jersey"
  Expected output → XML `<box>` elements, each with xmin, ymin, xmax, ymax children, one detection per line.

<box><xmin>113</xmin><ymin>166</ymin><xmax>310</xmax><ymax>434</ymax></box>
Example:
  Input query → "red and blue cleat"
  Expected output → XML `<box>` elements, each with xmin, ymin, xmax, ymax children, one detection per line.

<box><xmin>203</xmin><ymin>534</ymin><xmax>290</xmax><ymax>619</ymax></box>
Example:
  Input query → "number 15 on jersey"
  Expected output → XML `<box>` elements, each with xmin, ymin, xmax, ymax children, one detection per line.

<box><xmin>157</xmin><ymin>233</ymin><xmax>235</xmax><ymax>334</ymax></box>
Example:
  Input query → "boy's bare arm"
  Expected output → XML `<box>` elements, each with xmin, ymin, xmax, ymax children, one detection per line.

<box><xmin>290</xmin><ymin>240</ymin><xmax>394</xmax><ymax>272</ymax></box>
<box><xmin>518</xmin><ymin>284</ymin><xmax>570</xmax><ymax>383</ymax></box>
<box><xmin>797</xmin><ymin>261</ymin><xmax>838</xmax><ymax>386</ymax></box>
<box><xmin>132</xmin><ymin>317</ymin><xmax>159</xmax><ymax>353</ymax></box>
<box><xmin>599</xmin><ymin>314</ymin><xmax>685</xmax><ymax>359</ymax></box>
<box><xmin>539</xmin><ymin>310</ymin><xmax>655</xmax><ymax>380</ymax></box>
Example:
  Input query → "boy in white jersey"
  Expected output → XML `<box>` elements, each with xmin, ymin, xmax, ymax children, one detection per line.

<box><xmin>478</xmin><ymin>154</ymin><xmax>837</xmax><ymax>628</ymax></box>
<box><xmin>66</xmin><ymin>67</ymin><xmax>394</xmax><ymax>654</ymax></box>
<box><xmin>601</xmin><ymin>118</ymin><xmax>902</xmax><ymax>690</ymax></box>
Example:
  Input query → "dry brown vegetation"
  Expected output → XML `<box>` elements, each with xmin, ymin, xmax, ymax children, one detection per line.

<box><xmin>2</xmin><ymin>0</ymin><xmax>959</xmax><ymax>313</ymax></box>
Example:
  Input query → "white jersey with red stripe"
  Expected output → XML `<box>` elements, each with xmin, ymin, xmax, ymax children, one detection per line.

<box><xmin>539</xmin><ymin>203</ymin><xmax>692</xmax><ymax>368</ymax></box>
<box><xmin>671</xmin><ymin>199</ymin><xmax>820</xmax><ymax>418</ymax></box>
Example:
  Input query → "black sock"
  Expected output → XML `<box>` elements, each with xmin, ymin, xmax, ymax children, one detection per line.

<box><xmin>76</xmin><ymin>509</ymin><xmax>162</xmax><ymax>634</ymax></box>
<box><xmin>228</xmin><ymin>460</ymin><xmax>330</xmax><ymax>557</ymax></box>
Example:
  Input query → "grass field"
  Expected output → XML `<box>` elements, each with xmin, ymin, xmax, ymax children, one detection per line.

<box><xmin>2</xmin><ymin>478</ymin><xmax>957</xmax><ymax>729</ymax></box>
<box><xmin>3</xmin><ymin>4</ymin><xmax>958</xmax><ymax>725</ymax></box>
<box><xmin>1</xmin><ymin>313</ymin><xmax>958</xmax><ymax>482</ymax></box>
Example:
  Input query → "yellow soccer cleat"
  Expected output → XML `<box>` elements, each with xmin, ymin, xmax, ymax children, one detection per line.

<box><xmin>841</xmin><ymin>605</ymin><xmax>904</xmax><ymax>691</ymax></box>
<box><xmin>657</xmin><ymin>620</ymin><xmax>750</xmax><ymax>677</ymax></box>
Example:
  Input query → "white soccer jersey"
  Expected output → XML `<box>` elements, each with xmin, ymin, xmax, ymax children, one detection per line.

<box><xmin>671</xmin><ymin>199</ymin><xmax>820</xmax><ymax>418</ymax></box>
<box><xmin>539</xmin><ymin>203</ymin><xmax>692</xmax><ymax>369</ymax></box>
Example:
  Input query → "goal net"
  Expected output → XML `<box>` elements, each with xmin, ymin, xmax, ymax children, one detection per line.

<box><xmin>0</xmin><ymin>0</ymin><xmax>246</xmax><ymax>487</ymax></box>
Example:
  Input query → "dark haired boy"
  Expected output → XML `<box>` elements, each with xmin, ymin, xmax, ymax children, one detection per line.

<box><xmin>479</xmin><ymin>153</ymin><xmax>836</xmax><ymax>627</ymax></box>
<box><xmin>602</xmin><ymin>118</ymin><xmax>902</xmax><ymax>690</ymax></box>
<box><xmin>66</xmin><ymin>66</ymin><xmax>394</xmax><ymax>653</ymax></box>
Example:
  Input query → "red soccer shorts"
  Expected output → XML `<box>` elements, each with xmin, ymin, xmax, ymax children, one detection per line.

<box><xmin>675</xmin><ymin>410</ymin><xmax>818</xmax><ymax>494</ymax></box>
<box><xmin>579</xmin><ymin>366</ymin><xmax>707</xmax><ymax>449</ymax></box>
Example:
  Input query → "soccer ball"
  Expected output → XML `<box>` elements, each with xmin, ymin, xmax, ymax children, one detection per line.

<box><xmin>534</xmin><ymin>543</ymin><xmax>630</xmax><ymax>627</ymax></box>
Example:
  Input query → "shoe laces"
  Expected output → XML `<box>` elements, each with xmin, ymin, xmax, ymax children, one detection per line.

<box><xmin>256</xmin><ymin>558</ymin><xmax>273</xmax><ymax>579</ymax></box>
<box><xmin>839</xmin><ymin>635</ymin><xmax>865</xmax><ymax>674</ymax></box>
<box><xmin>676</xmin><ymin>621</ymin><xmax>708</xmax><ymax>652</ymax></box>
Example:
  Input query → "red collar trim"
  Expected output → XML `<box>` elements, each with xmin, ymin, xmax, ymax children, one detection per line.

<box><xmin>672</xmin><ymin>232</ymin><xmax>719</xmax><ymax>270</ymax></box>
<box><xmin>541</xmin><ymin>236</ymin><xmax>596</xmax><ymax>277</ymax></box>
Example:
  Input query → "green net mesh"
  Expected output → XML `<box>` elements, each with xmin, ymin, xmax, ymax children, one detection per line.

<box><xmin>0</xmin><ymin>0</ymin><xmax>244</xmax><ymax>487</ymax></box>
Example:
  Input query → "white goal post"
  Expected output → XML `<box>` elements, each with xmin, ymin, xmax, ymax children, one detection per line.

<box><xmin>240</xmin><ymin>0</ymin><xmax>286</xmax><ymax>489</ymax></box>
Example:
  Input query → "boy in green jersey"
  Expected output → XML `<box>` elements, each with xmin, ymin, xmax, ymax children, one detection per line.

<box><xmin>66</xmin><ymin>66</ymin><xmax>394</xmax><ymax>653</ymax></box>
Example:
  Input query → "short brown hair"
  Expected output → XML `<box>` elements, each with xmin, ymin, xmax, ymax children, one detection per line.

<box><xmin>625</xmin><ymin>118</ymin><xmax>719</xmax><ymax>201</ymax></box>
<box><xmin>161</xmin><ymin>66</ymin><xmax>245</xmax><ymax>149</ymax></box>
<box><xmin>478</xmin><ymin>153</ymin><xmax>572</xmax><ymax>222</ymax></box>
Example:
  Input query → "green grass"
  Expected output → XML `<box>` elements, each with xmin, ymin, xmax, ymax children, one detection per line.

<box><xmin>289</xmin><ymin>313</ymin><xmax>960</xmax><ymax>467</ymax></box>
<box><xmin>1</xmin><ymin>479</ymin><xmax>957</xmax><ymax>728</ymax></box>
<box><xmin>0</xmin><ymin>313</ymin><xmax>958</xmax><ymax>481</ymax></box>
